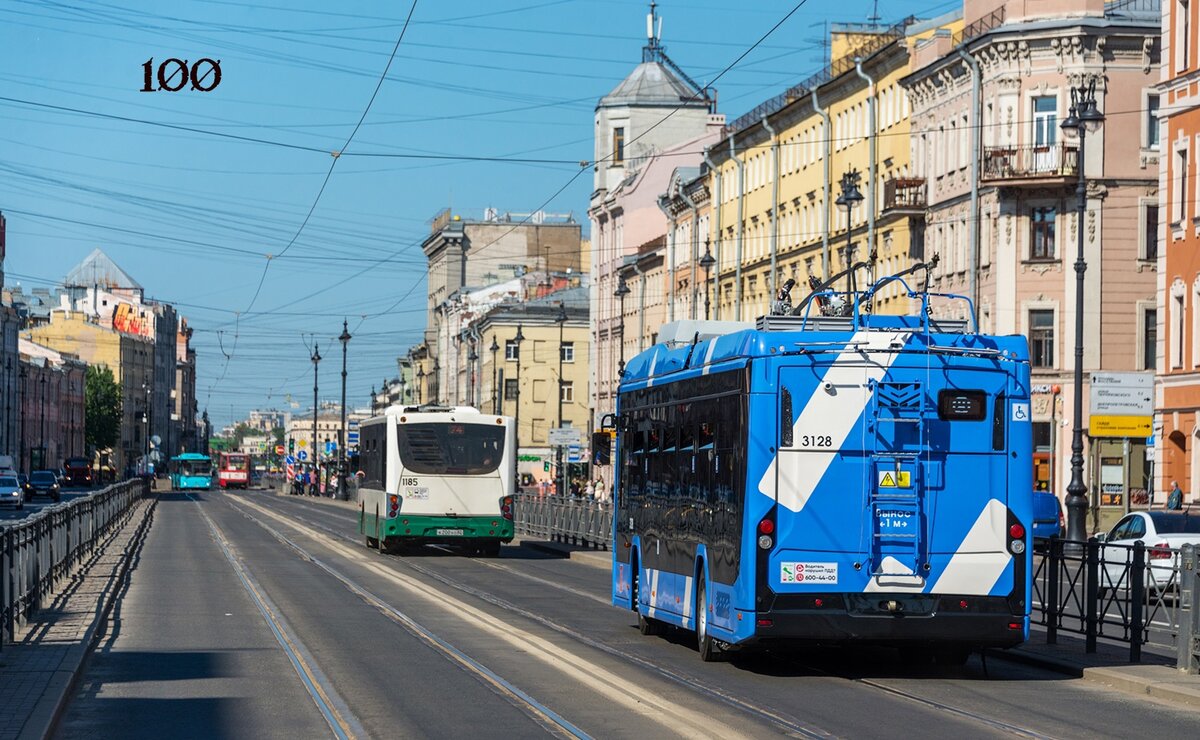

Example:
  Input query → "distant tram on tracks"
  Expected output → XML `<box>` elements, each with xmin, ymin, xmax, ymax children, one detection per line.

<box><xmin>357</xmin><ymin>405</ymin><xmax>515</xmax><ymax>557</ymax></box>
<box><xmin>609</xmin><ymin>265</ymin><xmax>1033</xmax><ymax>662</ymax></box>
<box><xmin>217</xmin><ymin>451</ymin><xmax>250</xmax><ymax>490</ymax></box>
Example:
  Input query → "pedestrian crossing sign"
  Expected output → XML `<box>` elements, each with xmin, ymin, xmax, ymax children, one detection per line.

<box><xmin>878</xmin><ymin>470</ymin><xmax>912</xmax><ymax>488</ymax></box>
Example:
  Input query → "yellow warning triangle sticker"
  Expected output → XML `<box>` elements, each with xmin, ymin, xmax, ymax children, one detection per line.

<box><xmin>880</xmin><ymin>472</ymin><xmax>896</xmax><ymax>487</ymax></box>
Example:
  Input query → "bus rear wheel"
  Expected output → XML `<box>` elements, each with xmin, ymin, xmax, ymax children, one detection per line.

<box><xmin>365</xmin><ymin>535</ymin><xmax>379</xmax><ymax>550</ymax></box>
<box><xmin>480</xmin><ymin>542</ymin><xmax>501</xmax><ymax>558</ymax></box>
<box><xmin>696</xmin><ymin>578</ymin><xmax>726</xmax><ymax>662</ymax></box>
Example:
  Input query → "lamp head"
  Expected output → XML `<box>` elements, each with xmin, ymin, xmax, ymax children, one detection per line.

<box><xmin>699</xmin><ymin>250</ymin><xmax>715</xmax><ymax>270</ymax></box>
<box><xmin>515</xmin><ymin>324</ymin><xmax>525</xmax><ymax>343</ymax></box>
<box><xmin>614</xmin><ymin>277</ymin><xmax>631</xmax><ymax>298</ymax></box>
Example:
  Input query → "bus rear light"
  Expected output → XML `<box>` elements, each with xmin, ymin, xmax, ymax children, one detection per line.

<box><xmin>756</xmin><ymin>618</ymin><xmax>773</xmax><ymax>627</ymax></box>
<box><xmin>489</xmin><ymin>530</ymin><xmax>495</xmax><ymax>535</ymax></box>
<box><xmin>1008</xmin><ymin>622</ymin><xmax>1023</xmax><ymax>630</ymax></box>
<box><xmin>758</xmin><ymin>518</ymin><xmax>775</xmax><ymax>535</ymax></box>
<box><xmin>1009</xmin><ymin>523</ymin><xmax>1025</xmax><ymax>539</ymax></box>
<box><xmin>959</xmin><ymin>600</ymin><xmax>969</xmax><ymax>610</ymax></box>
<box><xmin>757</xmin><ymin>535</ymin><xmax>773</xmax><ymax>550</ymax></box>
<box><xmin>387</xmin><ymin>494</ymin><xmax>400</xmax><ymax>517</ymax></box>
<box><xmin>813</xmin><ymin>598</ymin><xmax>824</xmax><ymax>608</ymax></box>
<box><xmin>500</xmin><ymin>495</ymin><xmax>514</xmax><ymax>521</ymax></box>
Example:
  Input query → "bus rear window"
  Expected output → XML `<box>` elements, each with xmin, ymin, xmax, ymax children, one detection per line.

<box><xmin>397</xmin><ymin>423</ymin><xmax>505</xmax><ymax>475</ymax></box>
<box><xmin>937</xmin><ymin>390</ymin><xmax>987</xmax><ymax>421</ymax></box>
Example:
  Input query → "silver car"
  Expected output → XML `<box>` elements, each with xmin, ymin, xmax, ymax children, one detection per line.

<box><xmin>0</xmin><ymin>475</ymin><xmax>25</xmax><ymax>510</ymax></box>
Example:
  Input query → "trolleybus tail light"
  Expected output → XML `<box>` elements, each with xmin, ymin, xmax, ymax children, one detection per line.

<box><xmin>1008</xmin><ymin>523</ymin><xmax>1026</xmax><ymax>554</ymax></box>
<box><xmin>1008</xmin><ymin>622</ymin><xmax>1023</xmax><ymax>630</ymax></box>
<box><xmin>756</xmin><ymin>618</ymin><xmax>773</xmax><ymax>627</ymax></box>
<box><xmin>500</xmin><ymin>495</ymin><xmax>514</xmax><ymax>521</ymax></box>
<box><xmin>757</xmin><ymin>514</ymin><xmax>775</xmax><ymax>550</ymax></box>
<box><xmin>387</xmin><ymin>494</ymin><xmax>400</xmax><ymax>518</ymax></box>
<box><xmin>758</xmin><ymin>519</ymin><xmax>775</xmax><ymax>535</ymax></box>
<box><xmin>1150</xmin><ymin>542</ymin><xmax>1173</xmax><ymax>560</ymax></box>
<box><xmin>959</xmin><ymin>599</ymin><xmax>970</xmax><ymax>610</ymax></box>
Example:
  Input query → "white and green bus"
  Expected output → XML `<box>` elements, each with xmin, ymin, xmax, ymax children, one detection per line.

<box><xmin>357</xmin><ymin>405</ymin><xmax>516</xmax><ymax>557</ymax></box>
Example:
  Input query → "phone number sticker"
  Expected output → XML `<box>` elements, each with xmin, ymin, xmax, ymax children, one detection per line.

<box><xmin>780</xmin><ymin>561</ymin><xmax>838</xmax><ymax>584</ymax></box>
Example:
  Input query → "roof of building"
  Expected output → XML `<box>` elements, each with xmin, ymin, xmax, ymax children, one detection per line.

<box><xmin>599</xmin><ymin>61</ymin><xmax>706</xmax><ymax>108</ymax></box>
<box><xmin>526</xmin><ymin>285</ymin><xmax>589</xmax><ymax>311</ymax></box>
<box><xmin>64</xmin><ymin>249</ymin><xmax>142</xmax><ymax>291</ymax></box>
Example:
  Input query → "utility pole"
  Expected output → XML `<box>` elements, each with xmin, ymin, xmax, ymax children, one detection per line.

<box><xmin>311</xmin><ymin>342</ymin><xmax>321</xmax><ymax>493</ymax></box>
<box><xmin>338</xmin><ymin>320</ymin><xmax>351</xmax><ymax>501</ymax></box>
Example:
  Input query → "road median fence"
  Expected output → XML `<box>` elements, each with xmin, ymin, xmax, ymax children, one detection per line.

<box><xmin>0</xmin><ymin>479</ymin><xmax>150</xmax><ymax>647</ymax></box>
<box><xmin>515</xmin><ymin>493</ymin><xmax>612</xmax><ymax>550</ymax></box>
<box><xmin>1034</xmin><ymin>538</ymin><xmax>1200</xmax><ymax>672</ymax></box>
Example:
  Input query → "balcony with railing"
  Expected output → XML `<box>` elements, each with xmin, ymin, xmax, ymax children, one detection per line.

<box><xmin>882</xmin><ymin>177</ymin><xmax>926</xmax><ymax>216</ymax></box>
<box><xmin>981</xmin><ymin>144</ymin><xmax>1079</xmax><ymax>183</ymax></box>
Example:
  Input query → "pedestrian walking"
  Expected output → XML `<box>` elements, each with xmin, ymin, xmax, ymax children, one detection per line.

<box><xmin>1168</xmin><ymin>480</ymin><xmax>1184</xmax><ymax>510</ymax></box>
<box><xmin>584</xmin><ymin>480</ymin><xmax>594</xmax><ymax>500</ymax></box>
<box><xmin>595</xmin><ymin>478</ymin><xmax>607</xmax><ymax>504</ymax></box>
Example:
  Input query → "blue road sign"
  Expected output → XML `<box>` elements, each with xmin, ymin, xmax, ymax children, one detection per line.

<box><xmin>325</xmin><ymin>440</ymin><xmax>336</xmax><ymax>454</ymax></box>
<box><xmin>285</xmin><ymin>455</ymin><xmax>296</xmax><ymax>465</ymax></box>
<box><xmin>297</xmin><ymin>450</ymin><xmax>308</xmax><ymax>461</ymax></box>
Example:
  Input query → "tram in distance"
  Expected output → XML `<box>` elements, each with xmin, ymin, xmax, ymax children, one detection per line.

<box><xmin>357</xmin><ymin>405</ymin><xmax>516</xmax><ymax>557</ymax></box>
<box><xmin>170</xmin><ymin>453</ymin><xmax>213</xmax><ymax>490</ymax></box>
<box><xmin>607</xmin><ymin>263</ymin><xmax>1034</xmax><ymax>662</ymax></box>
<box><xmin>217</xmin><ymin>451</ymin><xmax>250</xmax><ymax>490</ymax></box>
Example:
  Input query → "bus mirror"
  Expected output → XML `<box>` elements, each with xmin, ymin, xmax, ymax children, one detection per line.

<box><xmin>592</xmin><ymin>431</ymin><xmax>611</xmax><ymax>466</ymax></box>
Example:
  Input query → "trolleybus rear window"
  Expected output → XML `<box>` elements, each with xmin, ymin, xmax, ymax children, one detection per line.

<box><xmin>937</xmin><ymin>389</ymin><xmax>987</xmax><ymax>421</ymax></box>
<box><xmin>397</xmin><ymin>423</ymin><xmax>505</xmax><ymax>475</ymax></box>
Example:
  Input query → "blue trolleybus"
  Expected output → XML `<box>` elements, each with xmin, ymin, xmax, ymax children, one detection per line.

<box><xmin>610</xmin><ymin>272</ymin><xmax>1033</xmax><ymax>662</ymax></box>
<box><xmin>170</xmin><ymin>453</ymin><xmax>213</xmax><ymax>490</ymax></box>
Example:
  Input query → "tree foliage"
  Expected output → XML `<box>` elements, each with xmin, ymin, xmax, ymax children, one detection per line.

<box><xmin>85</xmin><ymin>365</ymin><xmax>122</xmax><ymax>452</ymax></box>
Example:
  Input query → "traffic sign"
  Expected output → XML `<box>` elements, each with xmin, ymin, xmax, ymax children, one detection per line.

<box><xmin>297</xmin><ymin>450</ymin><xmax>308</xmax><ymax>461</ymax></box>
<box><xmin>1090</xmin><ymin>372</ymin><xmax>1153</xmax><ymax>416</ymax></box>
<box><xmin>325</xmin><ymin>440</ymin><xmax>336</xmax><ymax>454</ymax></box>
<box><xmin>548</xmin><ymin>427</ymin><xmax>582</xmax><ymax>446</ymax></box>
<box><xmin>1089</xmin><ymin>415</ymin><xmax>1152</xmax><ymax>438</ymax></box>
<box><xmin>275</xmin><ymin>444</ymin><xmax>285</xmax><ymax>455</ymax></box>
<box><xmin>298</xmin><ymin>439</ymin><xmax>308</xmax><ymax>449</ymax></box>
<box><xmin>285</xmin><ymin>455</ymin><xmax>296</xmax><ymax>465</ymax></box>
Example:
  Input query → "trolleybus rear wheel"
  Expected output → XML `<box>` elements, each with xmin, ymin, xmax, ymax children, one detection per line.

<box><xmin>696</xmin><ymin>578</ymin><xmax>726</xmax><ymax>662</ymax></box>
<box><xmin>365</xmin><ymin>535</ymin><xmax>379</xmax><ymax>550</ymax></box>
<box><xmin>480</xmin><ymin>541</ymin><xmax>501</xmax><ymax>558</ymax></box>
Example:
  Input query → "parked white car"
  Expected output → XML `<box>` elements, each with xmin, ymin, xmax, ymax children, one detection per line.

<box><xmin>1098</xmin><ymin>511</ymin><xmax>1200</xmax><ymax>593</ymax></box>
<box><xmin>0</xmin><ymin>475</ymin><xmax>25</xmax><ymax>510</ymax></box>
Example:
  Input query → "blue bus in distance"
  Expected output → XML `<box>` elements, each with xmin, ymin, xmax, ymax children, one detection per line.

<box><xmin>170</xmin><ymin>453</ymin><xmax>213</xmax><ymax>490</ymax></box>
<box><xmin>610</xmin><ymin>272</ymin><xmax>1033</xmax><ymax>663</ymax></box>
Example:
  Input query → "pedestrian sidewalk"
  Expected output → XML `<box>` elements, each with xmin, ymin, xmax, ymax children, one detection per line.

<box><xmin>0</xmin><ymin>497</ymin><xmax>156</xmax><ymax>740</ymax></box>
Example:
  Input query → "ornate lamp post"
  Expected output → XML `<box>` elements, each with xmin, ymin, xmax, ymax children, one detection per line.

<box><xmin>311</xmin><ymin>342</ymin><xmax>321</xmax><ymax>490</ymax></box>
<box><xmin>699</xmin><ymin>243</ymin><xmax>715</xmax><ymax>321</ymax></box>
<box><xmin>39</xmin><ymin>375</ymin><xmax>46</xmax><ymax>470</ymax></box>
<box><xmin>555</xmin><ymin>303</ymin><xmax>568</xmax><ymax>496</ymax></box>
<box><xmin>398</xmin><ymin>375</ymin><xmax>407</xmax><ymax>408</ymax></box>
<box><xmin>1059</xmin><ymin>79</ymin><xmax>1104</xmax><ymax>549</ymax></box>
<box><xmin>338</xmin><ymin>320</ymin><xmax>351</xmax><ymax>501</ymax></box>
<box><xmin>490</xmin><ymin>337</ymin><xmax>500</xmax><ymax>414</ymax></box>
<box><xmin>614</xmin><ymin>277</ymin><xmax>631</xmax><ymax>376</ymax></box>
<box><xmin>416</xmin><ymin>367</ymin><xmax>425</xmax><ymax>406</ymax></box>
<box><xmin>512</xmin><ymin>324</ymin><xmax>525</xmax><ymax>483</ymax></box>
<box><xmin>835</xmin><ymin>169</ymin><xmax>864</xmax><ymax>298</ymax></box>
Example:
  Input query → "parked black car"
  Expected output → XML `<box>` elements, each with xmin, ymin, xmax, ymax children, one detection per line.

<box><xmin>28</xmin><ymin>470</ymin><xmax>61</xmax><ymax>502</ymax></box>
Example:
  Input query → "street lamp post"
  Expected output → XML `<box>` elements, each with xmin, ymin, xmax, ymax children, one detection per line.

<box><xmin>555</xmin><ymin>303</ymin><xmax>568</xmax><ymax>497</ymax></box>
<box><xmin>835</xmin><ymin>169</ymin><xmax>865</xmax><ymax>299</ymax></box>
<box><xmin>614</xmin><ymin>277</ymin><xmax>631</xmax><ymax>376</ymax></box>
<box><xmin>338</xmin><ymin>320</ymin><xmax>351</xmax><ymax>501</ymax></box>
<box><xmin>417</xmin><ymin>367</ymin><xmax>425</xmax><ymax>406</ymax></box>
<box><xmin>19</xmin><ymin>365</ymin><xmax>26</xmax><ymax>473</ymax></box>
<box><xmin>433</xmin><ymin>360</ymin><xmax>440</xmax><ymax>405</ymax></box>
<box><xmin>399</xmin><ymin>375</ymin><xmax>407</xmax><ymax>408</ymax></box>
<box><xmin>699</xmin><ymin>242</ymin><xmax>715</xmax><ymax>321</ymax></box>
<box><xmin>144</xmin><ymin>383</ymin><xmax>151</xmax><ymax>472</ymax></box>
<box><xmin>490</xmin><ymin>337</ymin><xmax>500</xmax><ymax>415</ymax></box>
<box><xmin>512</xmin><ymin>324</ymin><xmax>525</xmax><ymax>485</ymax></box>
<box><xmin>467</xmin><ymin>346</ymin><xmax>479</xmax><ymax>408</ymax></box>
<box><xmin>1060</xmin><ymin>79</ymin><xmax>1104</xmax><ymax>549</ymax></box>
<box><xmin>39</xmin><ymin>375</ymin><xmax>46</xmax><ymax>470</ymax></box>
<box><xmin>311</xmin><ymin>342</ymin><xmax>321</xmax><ymax>494</ymax></box>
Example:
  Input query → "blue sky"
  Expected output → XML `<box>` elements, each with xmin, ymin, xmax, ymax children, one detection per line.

<box><xmin>0</xmin><ymin>0</ymin><xmax>950</xmax><ymax>429</ymax></box>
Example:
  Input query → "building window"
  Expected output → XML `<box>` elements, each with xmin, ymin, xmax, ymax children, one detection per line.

<box><xmin>1179</xmin><ymin>0</ymin><xmax>1191</xmax><ymax>72</ymax></box>
<box><xmin>1033</xmin><ymin>422</ymin><xmax>1052</xmax><ymax>453</ymax></box>
<box><xmin>504</xmin><ymin>379</ymin><xmax>519</xmax><ymax>400</ymax></box>
<box><xmin>1030</xmin><ymin>309</ymin><xmax>1055</xmax><ymax>368</ymax></box>
<box><xmin>1146</xmin><ymin>94</ymin><xmax>1160</xmax><ymax>150</ymax></box>
<box><xmin>1032</xmin><ymin>96</ymin><xmax>1057</xmax><ymax>148</ymax></box>
<box><xmin>1144</xmin><ymin>308</ymin><xmax>1158</xmax><ymax>371</ymax></box>
<box><xmin>505</xmin><ymin>340</ymin><xmax>519</xmax><ymax>361</ymax></box>
<box><xmin>560</xmin><ymin>381</ymin><xmax>574</xmax><ymax>403</ymax></box>
<box><xmin>560</xmin><ymin>341</ymin><xmax>574</xmax><ymax>363</ymax></box>
<box><xmin>1144</xmin><ymin>204</ymin><xmax>1159</xmax><ymax>261</ymax></box>
<box><xmin>1173</xmin><ymin>290</ymin><xmax>1186</xmax><ymax>368</ymax></box>
<box><xmin>612</xmin><ymin>127</ymin><xmax>625</xmax><ymax>163</ymax></box>
<box><xmin>1175</xmin><ymin>146</ymin><xmax>1189</xmax><ymax>224</ymax></box>
<box><xmin>1030</xmin><ymin>207</ymin><xmax>1056</xmax><ymax>260</ymax></box>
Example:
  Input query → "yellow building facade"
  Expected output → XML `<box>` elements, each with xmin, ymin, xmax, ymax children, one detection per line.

<box><xmin>706</xmin><ymin>17</ymin><xmax>960</xmax><ymax>321</ymax></box>
<box><xmin>26</xmin><ymin>310</ymin><xmax>154</xmax><ymax>473</ymax></box>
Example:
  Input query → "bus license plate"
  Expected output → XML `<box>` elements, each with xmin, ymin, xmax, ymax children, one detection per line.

<box><xmin>436</xmin><ymin>528</ymin><xmax>464</xmax><ymax>537</ymax></box>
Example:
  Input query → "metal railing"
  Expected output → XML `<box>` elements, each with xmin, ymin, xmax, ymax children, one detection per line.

<box><xmin>981</xmin><ymin>144</ymin><xmax>1079</xmax><ymax>180</ymax></box>
<box><xmin>883</xmin><ymin>177</ymin><xmax>926</xmax><ymax>212</ymax></box>
<box><xmin>1033</xmin><ymin>537</ymin><xmax>1199</xmax><ymax>670</ymax></box>
<box><xmin>0</xmin><ymin>479</ymin><xmax>149</xmax><ymax>646</ymax></box>
<box><xmin>514</xmin><ymin>493</ymin><xmax>612</xmax><ymax>550</ymax></box>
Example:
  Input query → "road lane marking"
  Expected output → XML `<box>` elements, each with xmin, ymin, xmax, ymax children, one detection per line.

<box><xmin>232</xmin><ymin>495</ymin><xmax>743</xmax><ymax>738</ymax></box>
<box><xmin>189</xmin><ymin>495</ymin><xmax>366</xmax><ymax>740</ymax></box>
